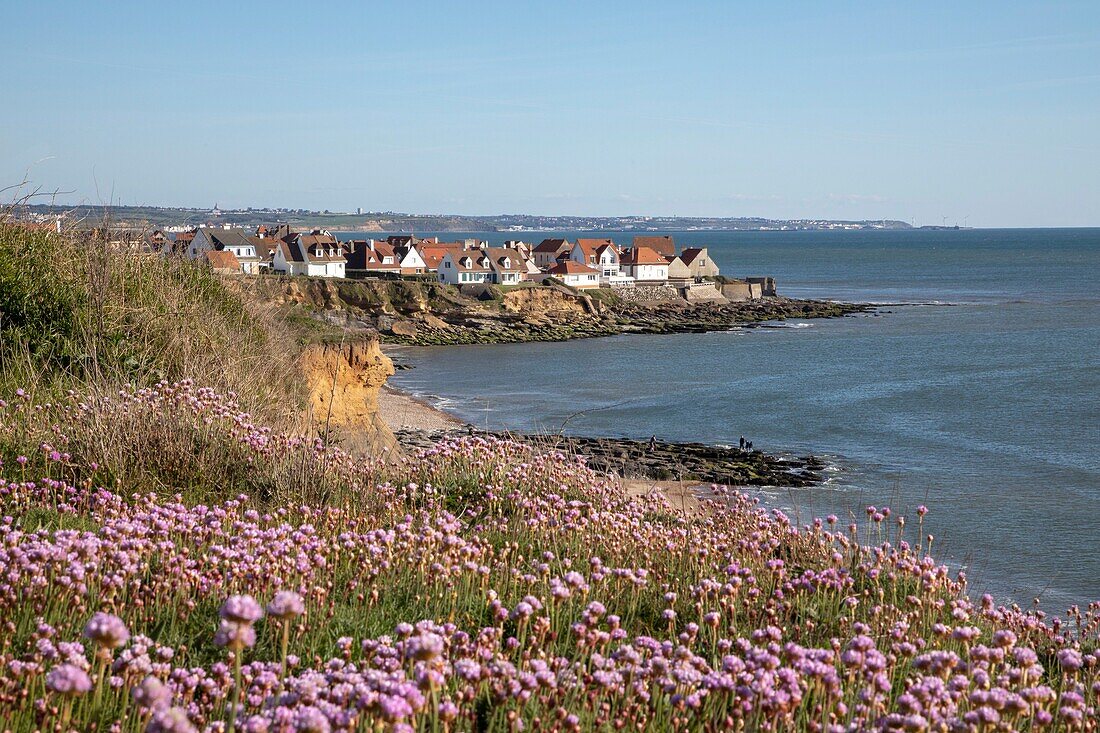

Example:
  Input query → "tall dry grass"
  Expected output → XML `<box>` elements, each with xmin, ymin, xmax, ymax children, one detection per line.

<box><xmin>0</xmin><ymin>221</ymin><xmax>305</xmax><ymax>429</ymax></box>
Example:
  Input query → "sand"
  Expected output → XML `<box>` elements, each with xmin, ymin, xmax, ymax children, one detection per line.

<box><xmin>377</xmin><ymin>385</ymin><xmax>467</xmax><ymax>432</ymax></box>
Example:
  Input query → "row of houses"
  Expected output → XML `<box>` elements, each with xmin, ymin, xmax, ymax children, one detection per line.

<box><xmin>527</xmin><ymin>235</ymin><xmax>719</xmax><ymax>288</ymax></box>
<box><xmin>163</xmin><ymin>225</ymin><xmax>720</xmax><ymax>290</ymax></box>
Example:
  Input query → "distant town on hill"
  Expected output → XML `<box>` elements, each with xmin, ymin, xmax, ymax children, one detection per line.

<box><xmin>12</xmin><ymin>203</ymin><xmax>914</xmax><ymax>232</ymax></box>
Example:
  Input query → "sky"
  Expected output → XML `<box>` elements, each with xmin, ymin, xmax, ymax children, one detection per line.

<box><xmin>2</xmin><ymin>1</ymin><xmax>1099</xmax><ymax>227</ymax></box>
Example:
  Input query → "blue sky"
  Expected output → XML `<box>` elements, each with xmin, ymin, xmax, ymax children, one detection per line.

<box><xmin>2</xmin><ymin>1</ymin><xmax>1098</xmax><ymax>226</ymax></box>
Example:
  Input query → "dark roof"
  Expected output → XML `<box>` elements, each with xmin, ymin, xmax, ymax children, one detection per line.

<box><xmin>482</xmin><ymin>247</ymin><xmax>525</xmax><ymax>273</ymax></box>
<box><xmin>344</xmin><ymin>241</ymin><xmax>398</xmax><ymax>270</ymax></box>
<box><xmin>200</xmin><ymin>228</ymin><xmax>254</xmax><ymax>250</ymax></box>
<box><xmin>451</xmin><ymin>252</ymin><xmax>490</xmax><ymax>272</ymax></box>
<box><xmin>679</xmin><ymin>247</ymin><xmax>707</xmax><ymax>265</ymax></box>
<box><xmin>632</xmin><ymin>235</ymin><xmax>675</xmax><ymax>256</ymax></box>
<box><xmin>533</xmin><ymin>238</ymin><xmax>571</xmax><ymax>253</ymax></box>
<box><xmin>251</xmin><ymin>237</ymin><xmax>279</xmax><ymax>260</ymax></box>
<box><xmin>277</xmin><ymin>241</ymin><xmax>304</xmax><ymax>263</ymax></box>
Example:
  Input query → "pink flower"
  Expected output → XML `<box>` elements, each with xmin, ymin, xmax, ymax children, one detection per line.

<box><xmin>84</xmin><ymin>612</ymin><xmax>130</xmax><ymax>649</ymax></box>
<box><xmin>266</xmin><ymin>591</ymin><xmax>305</xmax><ymax>620</ymax></box>
<box><xmin>131</xmin><ymin>676</ymin><xmax>172</xmax><ymax>710</ymax></box>
<box><xmin>214</xmin><ymin>620</ymin><xmax>257</xmax><ymax>650</ymax></box>
<box><xmin>220</xmin><ymin>595</ymin><xmax>264</xmax><ymax>624</ymax></box>
<box><xmin>45</xmin><ymin>664</ymin><xmax>91</xmax><ymax>696</ymax></box>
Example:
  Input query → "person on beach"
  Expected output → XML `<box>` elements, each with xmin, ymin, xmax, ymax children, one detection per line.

<box><xmin>739</xmin><ymin>435</ymin><xmax>746</xmax><ymax>451</ymax></box>
<box><xmin>746</xmin><ymin>441</ymin><xmax>753</xmax><ymax>452</ymax></box>
<box><xmin>649</xmin><ymin>435</ymin><xmax>657</xmax><ymax>451</ymax></box>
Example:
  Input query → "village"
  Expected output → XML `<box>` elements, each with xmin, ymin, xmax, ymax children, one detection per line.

<box><xmin>141</xmin><ymin>223</ymin><xmax>778</xmax><ymax>300</ymax></box>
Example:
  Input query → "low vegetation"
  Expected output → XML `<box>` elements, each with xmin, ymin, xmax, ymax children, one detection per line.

<box><xmin>0</xmin><ymin>225</ymin><xmax>1096</xmax><ymax>731</ymax></box>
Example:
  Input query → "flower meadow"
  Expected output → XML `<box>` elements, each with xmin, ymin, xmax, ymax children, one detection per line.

<box><xmin>0</xmin><ymin>382</ymin><xmax>1096</xmax><ymax>731</ymax></box>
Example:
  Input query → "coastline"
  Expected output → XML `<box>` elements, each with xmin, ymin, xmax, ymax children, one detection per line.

<box><xmin>378</xmin><ymin>378</ymin><xmax>704</xmax><ymax>511</ymax></box>
<box><xmin>379</xmin><ymin>346</ymin><xmax>826</xmax><ymax>492</ymax></box>
<box><xmin>378</xmin><ymin>384</ymin><xmax>466</xmax><ymax>432</ymax></box>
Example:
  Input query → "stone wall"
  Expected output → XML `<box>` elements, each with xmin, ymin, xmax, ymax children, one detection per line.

<box><xmin>746</xmin><ymin>277</ymin><xmax>777</xmax><ymax>296</ymax></box>
<box><xmin>680</xmin><ymin>282</ymin><xmax>727</xmax><ymax>303</ymax></box>
<box><xmin>615</xmin><ymin>285</ymin><xmax>682</xmax><ymax>304</ymax></box>
<box><xmin>721</xmin><ymin>281</ymin><xmax>762</xmax><ymax>301</ymax></box>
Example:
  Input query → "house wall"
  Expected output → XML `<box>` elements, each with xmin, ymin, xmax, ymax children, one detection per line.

<box><xmin>534</xmin><ymin>251</ymin><xmax>563</xmax><ymax>268</ymax></box>
<box><xmin>688</xmin><ymin>252</ymin><xmax>720</xmax><ymax>278</ymax></box>
<box><xmin>627</xmin><ymin>263</ymin><xmax>668</xmax><ymax>282</ymax></box>
<box><xmin>305</xmin><ymin>262</ymin><xmax>345</xmax><ymax>278</ymax></box>
<box><xmin>666</xmin><ymin>259</ymin><xmax>692</xmax><ymax>282</ymax></box>
<box><xmin>188</xmin><ymin>230</ymin><xmax>212</xmax><ymax>260</ymax></box>
<box><xmin>563</xmin><ymin>273</ymin><xmax>599</xmax><ymax>289</ymax></box>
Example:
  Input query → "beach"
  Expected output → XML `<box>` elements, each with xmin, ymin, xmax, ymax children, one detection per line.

<box><xmin>378</xmin><ymin>384</ymin><xmax>465</xmax><ymax>432</ymax></box>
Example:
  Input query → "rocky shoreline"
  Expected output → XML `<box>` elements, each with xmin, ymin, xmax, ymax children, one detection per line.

<box><xmin>394</xmin><ymin>427</ymin><xmax>825</xmax><ymax>488</ymax></box>
<box><xmin>233</xmin><ymin>276</ymin><xmax>874</xmax><ymax>348</ymax></box>
<box><xmin>385</xmin><ymin>296</ymin><xmax>871</xmax><ymax>346</ymax></box>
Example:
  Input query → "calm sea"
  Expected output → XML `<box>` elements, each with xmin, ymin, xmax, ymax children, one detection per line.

<box><xmin>384</xmin><ymin>229</ymin><xmax>1100</xmax><ymax>611</ymax></box>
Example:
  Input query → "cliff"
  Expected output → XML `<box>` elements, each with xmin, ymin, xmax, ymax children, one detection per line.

<box><xmin>299</xmin><ymin>339</ymin><xmax>397</xmax><ymax>455</ymax></box>
<box><xmin>232</xmin><ymin>276</ymin><xmax>868</xmax><ymax>348</ymax></box>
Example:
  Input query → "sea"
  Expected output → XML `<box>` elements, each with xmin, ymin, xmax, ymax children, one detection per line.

<box><xmin>378</xmin><ymin>228</ymin><xmax>1100</xmax><ymax>612</ymax></box>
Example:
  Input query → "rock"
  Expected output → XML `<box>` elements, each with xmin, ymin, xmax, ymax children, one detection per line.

<box><xmin>389</xmin><ymin>319</ymin><xmax>418</xmax><ymax>338</ymax></box>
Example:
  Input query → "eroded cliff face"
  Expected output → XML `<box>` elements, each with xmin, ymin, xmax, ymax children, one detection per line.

<box><xmin>501</xmin><ymin>286</ymin><xmax>600</xmax><ymax>319</ymax></box>
<box><xmin>299</xmin><ymin>339</ymin><xmax>396</xmax><ymax>455</ymax></box>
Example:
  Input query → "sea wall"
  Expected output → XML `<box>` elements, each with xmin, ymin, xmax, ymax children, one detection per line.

<box><xmin>616</xmin><ymin>285</ymin><xmax>682</xmax><ymax>304</ymax></box>
<box><xmin>721</xmin><ymin>281</ymin><xmax>763</xmax><ymax>301</ymax></box>
<box><xmin>679</xmin><ymin>282</ymin><xmax>727</xmax><ymax>303</ymax></box>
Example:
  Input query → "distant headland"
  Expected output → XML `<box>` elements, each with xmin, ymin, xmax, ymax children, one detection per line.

<box><xmin>13</xmin><ymin>203</ymin><xmax>914</xmax><ymax>232</ymax></box>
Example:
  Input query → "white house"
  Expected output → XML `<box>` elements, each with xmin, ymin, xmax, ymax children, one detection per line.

<box><xmin>620</xmin><ymin>246</ymin><xmax>669</xmax><ymax>283</ymax></box>
<box><xmin>482</xmin><ymin>247</ymin><xmax>528</xmax><ymax>285</ymax></box>
<box><xmin>570</xmin><ymin>240</ymin><xmax>626</xmax><ymax>283</ymax></box>
<box><xmin>273</xmin><ymin>232</ymin><xmax>346</xmax><ymax>278</ymax></box>
<box><xmin>546</xmin><ymin>260</ymin><xmax>600</xmax><ymax>290</ymax></box>
<box><xmin>188</xmin><ymin>228</ymin><xmax>262</xmax><ymax>274</ymax></box>
<box><xmin>437</xmin><ymin>251</ymin><xmax>491</xmax><ymax>285</ymax></box>
<box><xmin>398</xmin><ymin>245</ymin><xmax>428</xmax><ymax>274</ymax></box>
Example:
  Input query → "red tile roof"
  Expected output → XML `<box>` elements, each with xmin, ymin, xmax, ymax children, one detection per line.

<box><xmin>205</xmin><ymin>250</ymin><xmax>240</xmax><ymax>271</ymax></box>
<box><xmin>573</xmin><ymin>238</ymin><xmax>616</xmax><ymax>264</ymax></box>
<box><xmin>419</xmin><ymin>245</ymin><xmax>464</xmax><ymax>270</ymax></box>
<box><xmin>621</xmin><ymin>246</ymin><xmax>668</xmax><ymax>266</ymax></box>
